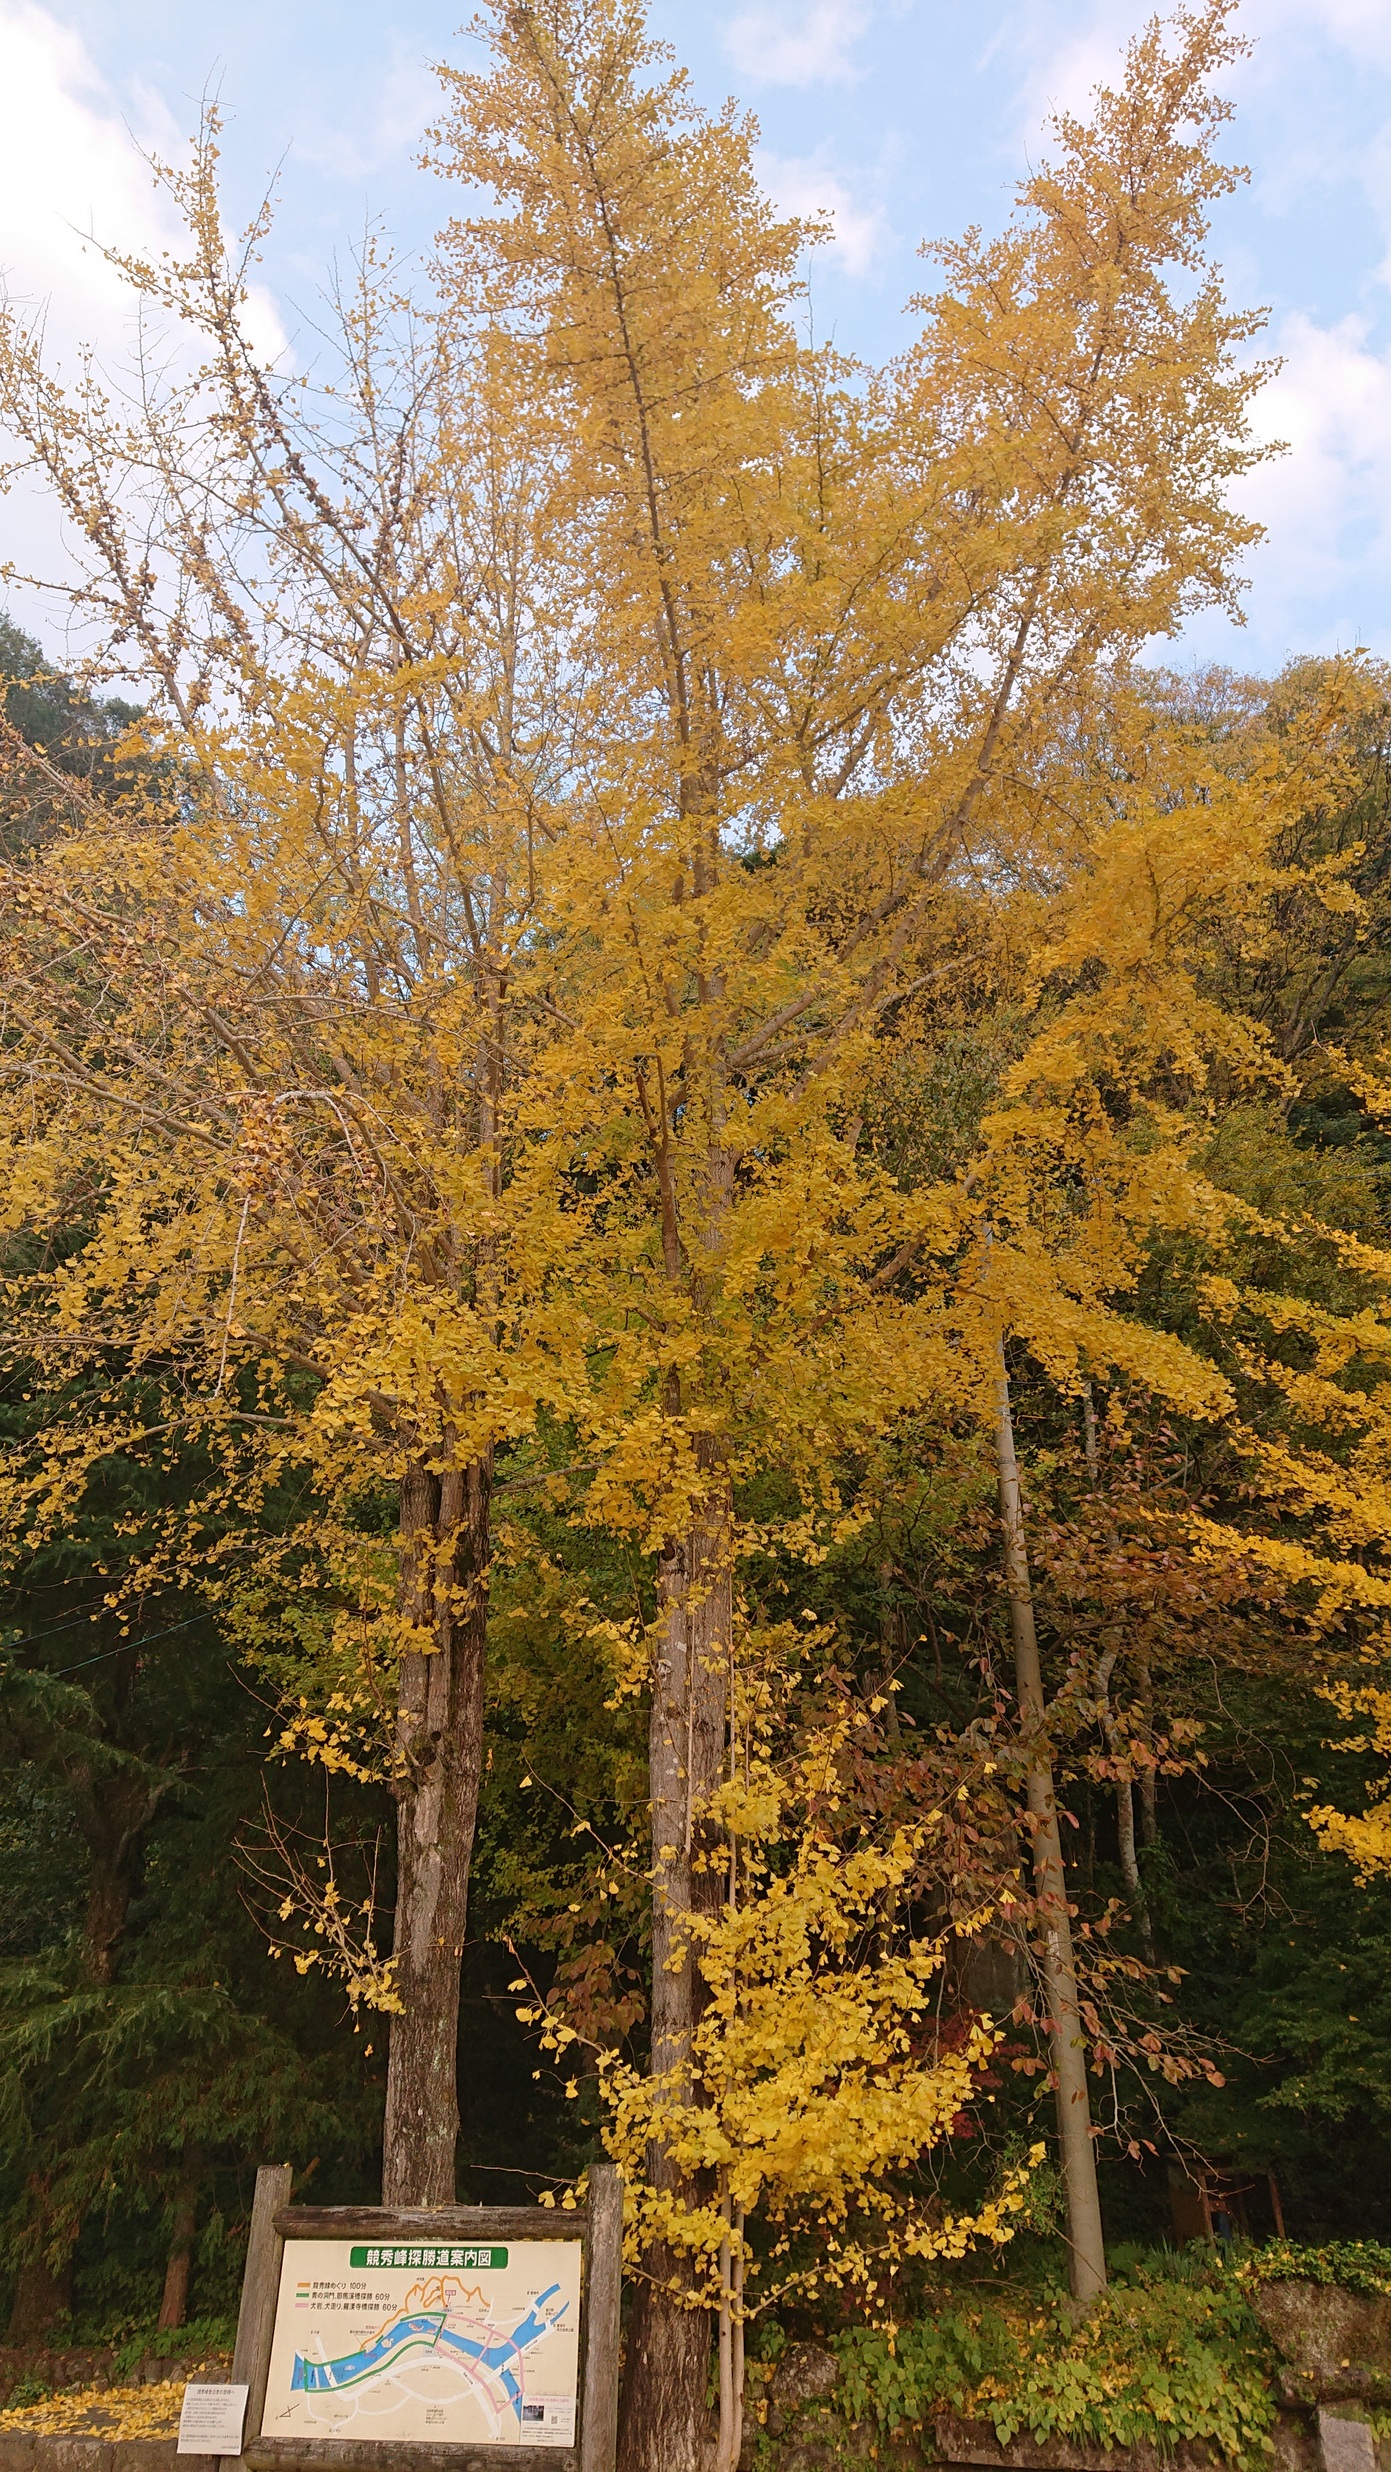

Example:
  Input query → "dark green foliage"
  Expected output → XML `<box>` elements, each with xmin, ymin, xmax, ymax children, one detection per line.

<box><xmin>5</xmin><ymin>2375</ymin><xmax>51</xmax><ymax>2407</ymax></box>
<box><xmin>832</xmin><ymin>2260</ymin><xmax>1278</xmax><ymax>2463</ymax></box>
<box><xmin>3</xmin><ymin>645</ymin><xmax>1391</xmax><ymax>2344</ymax></box>
<box><xmin>0</xmin><ymin>1773</ymin><xmax>84</xmax><ymax>1960</ymax></box>
<box><xmin>0</xmin><ymin>1607</ymin><xmax>387</xmax><ymax>2336</ymax></box>
<box><xmin>110</xmin><ymin>2315</ymin><xmax>238</xmax><ymax>2373</ymax></box>
<box><xmin>1053</xmin><ymin>1680</ymin><xmax>1391</xmax><ymax>2242</ymax></box>
<box><xmin>0</xmin><ymin>616</ymin><xmax>144</xmax><ymax>858</ymax></box>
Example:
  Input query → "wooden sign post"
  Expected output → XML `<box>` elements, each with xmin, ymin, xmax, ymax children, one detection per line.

<box><xmin>219</xmin><ymin>2166</ymin><xmax>622</xmax><ymax>2472</ymax></box>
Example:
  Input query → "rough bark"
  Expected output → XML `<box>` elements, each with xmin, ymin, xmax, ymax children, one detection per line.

<box><xmin>996</xmin><ymin>1357</ymin><xmax>1107</xmax><ymax>2303</ymax></box>
<box><xmin>156</xmin><ymin>2150</ymin><xmax>202</xmax><ymax>2331</ymax></box>
<box><xmin>76</xmin><ymin>1789</ymin><xmax>146</xmax><ymax>1987</ymax></box>
<box><xmin>4</xmin><ymin>2254</ymin><xmax>72</xmax><ymax>2346</ymax></box>
<box><xmin>67</xmin><ymin>1720</ymin><xmax>172</xmax><ymax>1986</ymax></box>
<box><xmin>381</xmin><ymin>1450</ymin><xmax>493</xmax><ymax>2209</ymax></box>
<box><xmin>617</xmin><ymin>1475</ymin><xmax>731</xmax><ymax>2472</ymax></box>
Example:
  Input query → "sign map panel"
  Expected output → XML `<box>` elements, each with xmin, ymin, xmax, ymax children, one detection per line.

<box><xmin>261</xmin><ymin>2237</ymin><xmax>583</xmax><ymax>2451</ymax></box>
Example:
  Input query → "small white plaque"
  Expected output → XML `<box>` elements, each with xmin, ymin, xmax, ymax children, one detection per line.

<box><xmin>178</xmin><ymin>2382</ymin><xmax>249</xmax><ymax>2456</ymax></box>
<box><xmin>520</xmin><ymin>2396</ymin><xmax>576</xmax><ymax>2443</ymax></box>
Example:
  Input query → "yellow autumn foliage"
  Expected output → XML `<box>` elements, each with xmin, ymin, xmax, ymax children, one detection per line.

<box><xmin>4</xmin><ymin>3</ymin><xmax>1391</xmax><ymax>2420</ymax></box>
<box><xmin>0</xmin><ymin>2382</ymin><xmax>187</xmax><ymax>2440</ymax></box>
<box><xmin>525</xmin><ymin>1715</ymin><xmax>1038</xmax><ymax>2315</ymax></box>
<box><xmin>1308</xmin><ymin>1682</ymin><xmax>1391</xmax><ymax>1882</ymax></box>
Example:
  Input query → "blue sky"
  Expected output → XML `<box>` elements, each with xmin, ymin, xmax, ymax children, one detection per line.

<box><xmin>1</xmin><ymin>0</ymin><xmax>1390</xmax><ymax>673</ymax></box>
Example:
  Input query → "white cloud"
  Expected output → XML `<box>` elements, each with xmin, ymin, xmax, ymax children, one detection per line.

<box><xmin>1260</xmin><ymin>0</ymin><xmax>1391</xmax><ymax>74</ymax></box>
<box><xmin>295</xmin><ymin>43</ymin><xmax>439</xmax><ymax>183</ymax></box>
<box><xmin>1174</xmin><ymin>308</ymin><xmax>1391</xmax><ymax>667</ymax></box>
<box><xmin>1236</xmin><ymin>311</ymin><xmax>1391</xmax><ymax>635</ymax></box>
<box><xmin>0</xmin><ymin>0</ymin><xmax>287</xmax><ymax>371</ymax></box>
<box><xmin>1001</xmin><ymin>0</ymin><xmax>1391</xmax><ymax>157</ymax></box>
<box><xmin>0</xmin><ymin>0</ymin><xmax>289</xmax><ymax>649</ymax></box>
<box><xmin>0</xmin><ymin>0</ymin><xmax>186</xmax><ymax>348</ymax></box>
<box><xmin>726</xmin><ymin>0</ymin><xmax>873</xmax><ymax>88</ymax></box>
<box><xmin>0</xmin><ymin>1</ymin><xmax>185</xmax><ymax>638</ymax></box>
<box><xmin>988</xmin><ymin>1</ymin><xmax>1149</xmax><ymax>143</ymax></box>
<box><xmin>757</xmin><ymin>148</ymin><xmax>886</xmax><ymax>276</ymax></box>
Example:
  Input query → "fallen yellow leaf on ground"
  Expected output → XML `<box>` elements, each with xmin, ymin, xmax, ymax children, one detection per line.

<box><xmin>0</xmin><ymin>2380</ymin><xmax>186</xmax><ymax>2439</ymax></box>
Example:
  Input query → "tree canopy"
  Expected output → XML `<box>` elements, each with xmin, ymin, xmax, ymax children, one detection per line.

<box><xmin>2</xmin><ymin>9</ymin><xmax>1391</xmax><ymax>2471</ymax></box>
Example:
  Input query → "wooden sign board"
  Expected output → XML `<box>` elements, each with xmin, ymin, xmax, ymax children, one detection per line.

<box><xmin>219</xmin><ymin>2167</ymin><xmax>622</xmax><ymax>2472</ymax></box>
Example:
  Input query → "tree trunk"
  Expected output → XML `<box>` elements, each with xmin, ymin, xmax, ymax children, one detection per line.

<box><xmin>1093</xmin><ymin>1654</ymin><xmax>1155</xmax><ymax>1960</ymax></box>
<box><xmin>714</xmin><ymin>2178</ymin><xmax>746</xmax><ymax>2472</ymax></box>
<box><xmin>1113</xmin><ymin>1763</ymin><xmax>1154</xmax><ymax>1959</ymax></box>
<box><xmin>996</xmin><ymin>1356</ymin><xmax>1107</xmax><ymax>2303</ymax></box>
<box><xmin>81</xmin><ymin>1843</ymin><xmax>138</xmax><ymax>1987</ymax></box>
<box><xmin>5</xmin><ymin>2254</ymin><xmax>72</xmax><ymax>2346</ymax></box>
<box><xmin>618</xmin><ymin>1474</ymin><xmax>730</xmax><ymax>2472</ymax></box>
<box><xmin>381</xmin><ymin>1450</ymin><xmax>493</xmax><ymax>2209</ymax></box>
<box><xmin>156</xmin><ymin>2151</ymin><xmax>202</xmax><ymax>2331</ymax></box>
<box><xmin>70</xmin><ymin>1754</ymin><xmax>166</xmax><ymax>1986</ymax></box>
<box><xmin>1080</xmin><ymin>1386</ymin><xmax>1156</xmax><ymax>1959</ymax></box>
<box><xmin>1135</xmin><ymin>1641</ymin><xmax>1158</xmax><ymax>1849</ymax></box>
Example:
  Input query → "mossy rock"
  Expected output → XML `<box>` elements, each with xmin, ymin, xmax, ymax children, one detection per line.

<box><xmin>1250</xmin><ymin>2280</ymin><xmax>1391</xmax><ymax>2403</ymax></box>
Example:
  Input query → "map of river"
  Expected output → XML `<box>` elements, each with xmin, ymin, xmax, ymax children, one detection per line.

<box><xmin>261</xmin><ymin>2237</ymin><xmax>583</xmax><ymax>2450</ymax></box>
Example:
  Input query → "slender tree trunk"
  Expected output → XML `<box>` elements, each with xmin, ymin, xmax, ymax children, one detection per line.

<box><xmin>715</xmin><ymin>2178</ymin><xmax>745</xmax><ymax>2472</ymax></box>
<box><xmin>156</xmin><ymin>2150</ymin><xmax>202</xmax><ymax>2331</ymax></box>
<box><xmin>618</xmin><ymin>1469</ymin><xmax>730</xmax><ymax>2472</ymax></box>
<box><xmin>876</xmin><ymin>1563</ymin><xmax>904</xmax><ymax>1744</ymax></box>
<box><xmin>1112</xmin><ymin>1757</ymin><xmax>1154</xmax><ymax>1961</ymax></box>
<box><xmin>381</xmin><ymin>1449</ymin><xmax>493</xmax><ymax>2209</ymax></box>
<box><xmin>996</xmin><ymin>1356</ymin><xmax>1107</xmax><ymax>2303</ymax></box>
<box><xmin>1092</xmin><ymin>1635</ymin><xmax>1154</xmax><ymax>1961</ymax></box>
<box><xmin>716</xmin><ymin>1707</ymin><xmax>745</xmax><ymax>2472</ymax></box>
<box><xmin>1081</xmin><ymin>1386</ymin><xmax>1156</xmax><ymax>1959</ymax></box>
<box><xmin>1135</xmin><ymin>1642</ymin><xmax>1158</xmax><ymax>1850</ymax></box>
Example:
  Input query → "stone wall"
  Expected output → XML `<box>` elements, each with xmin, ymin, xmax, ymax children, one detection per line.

<box><xmin>737</xmin><ymin>2292</ymin><xmax>1391</xmax><ymax>2472</ymax></box>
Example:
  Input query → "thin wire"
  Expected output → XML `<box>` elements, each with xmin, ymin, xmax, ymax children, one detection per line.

<box><xmin>0</xmin><ymin>1593</ymin><xmax>125</xmax><ymax>1651</ymax></box>
<box><xmin>53</xmin><ymin>1614</ymin><xmax>210</xmax><ymax>1674</ymax></box>
<box><xmin>0</xmin><ymin>1611</ymin><xmax>213</xmax><ymax>1679</ymax></box>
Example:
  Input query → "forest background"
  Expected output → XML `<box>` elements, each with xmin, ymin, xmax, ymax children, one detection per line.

<box><xmin>2</xmin><ymin>4</ymin><xmax>1391</xmax><ymax>2471</ymax></box>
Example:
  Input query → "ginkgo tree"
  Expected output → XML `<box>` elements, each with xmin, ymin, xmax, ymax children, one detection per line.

<box><xmin>0</xmin><ymin>170</ymin><xmax>589</xmax><ymax>2208</ymax></box>
<box><xmin>426</xmin><ymin>0</ymin><xmax>1289</xmax><ymax>2454</ymax></box>
<box><xmin>0</xmin><ymin>0</ymin><xmax>1370</xmax><ymax>2463</ymax></box>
